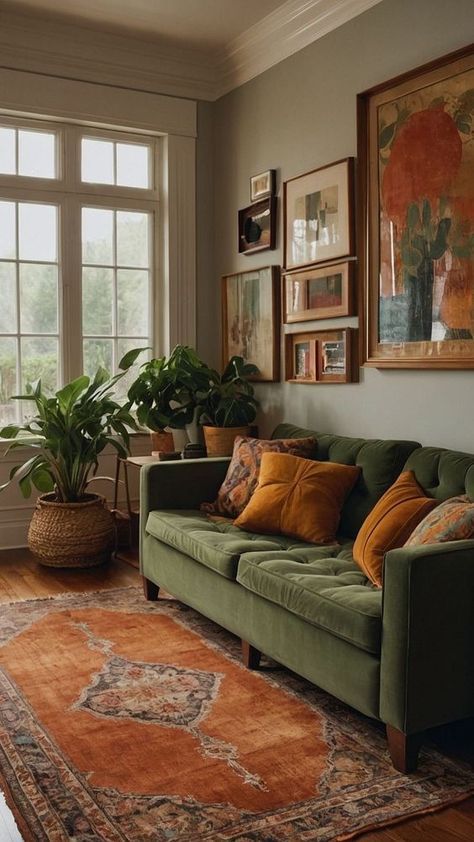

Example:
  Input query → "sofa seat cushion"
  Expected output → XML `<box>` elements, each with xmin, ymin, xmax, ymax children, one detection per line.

<box><xmin>237</xmin><ymin>549</ymin><xmax>382</xmax><ymax>654</ymax></box>
<box><xmin>145</xmin><ymin>510</ymin><xmax>321</xmax><ymax>580</ymax></box>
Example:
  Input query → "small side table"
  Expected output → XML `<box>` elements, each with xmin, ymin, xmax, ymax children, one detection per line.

<box><xmin>112</xmin><ymin>455</ymin><xmax>161</xmax><ymax>567</ymax></box>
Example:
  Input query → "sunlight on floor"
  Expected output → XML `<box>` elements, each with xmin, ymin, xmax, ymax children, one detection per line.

<box><xmin>0</xmin><ymin>790</ymin><xmax>24</xmax><ymax>841</ymax></box>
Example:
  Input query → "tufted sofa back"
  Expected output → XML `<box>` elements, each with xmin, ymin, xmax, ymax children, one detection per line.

<box><xmin>272</xmin><ymin>423</ymin><xmax>420</xmax><ymax>538</ymax></box>
<box><xmin>403</xmin><ymin>447</ymin><xmax>474</xmax><ymax>501</ymax></box>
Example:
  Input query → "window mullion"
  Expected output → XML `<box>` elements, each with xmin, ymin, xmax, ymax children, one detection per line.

<box><xmin>113</xmin><ymin>210</ymin><xmax>118</xmax><ymax>372</ymax></box>
<box><xmin>14</xmin><ymin>202</ymin><xmax>21</xmax><ymax>423</ymax></box>
<box><xmin>14</xmin><ymin>129</ymin><xmax>18</xmax><ymax>176</ymax></box>
<box><xmin>62</xmin><ymin>196</ymin><xmax>83</xmax><ymax>382</ymax></box>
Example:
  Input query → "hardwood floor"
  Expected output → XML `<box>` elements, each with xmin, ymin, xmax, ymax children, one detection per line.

<box><xmin>0</xmin><ymin>548</ymin><xmax>473</xmax><ymax>841</ymax></box>
<box><xmin>0</xmin><ymin>546</ymin><xmax>138</xmax><ymax>603</ymax></box>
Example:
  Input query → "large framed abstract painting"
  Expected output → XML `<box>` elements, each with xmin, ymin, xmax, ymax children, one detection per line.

<box><xmin>222</xmin><ymin>266</ymin><xmax>280</xmax><ymax>382</ymax></box>
<box><xmin>359</xmin><ymin>45</ymin><xmax>474</xmax><ymax>368</ymax></box>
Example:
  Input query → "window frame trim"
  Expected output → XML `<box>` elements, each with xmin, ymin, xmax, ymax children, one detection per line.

<box><xmin>0</xmin><ymin>118</ymin><xmax>160</xmax><ymax>415</ymax></box>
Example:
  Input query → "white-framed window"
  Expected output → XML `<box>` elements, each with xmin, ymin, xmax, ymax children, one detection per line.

<box><xmin>0</xmin><ymin>116</ymin><xmax>158</xmax><ymax>424</ymax></box>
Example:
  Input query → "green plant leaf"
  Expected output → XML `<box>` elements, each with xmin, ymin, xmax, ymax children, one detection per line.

<box><xmin>118</xmin><ymin>347</ymin><xmax>149</xmax><ymax>371</ymax></box>
<box><xmin>10</xmin><ymin>393</ymin><xmax>37</xmax><ymax>402</ymax></box>
<box><xmin>19</xmin><ymin>474</ymin><xmax>32</xmax><ymax>498</ymax></box>
<box><xmin>240</xmin><ymin>362</ymin><xmax>259</xmax><ymax>377</ymax></box>
<box><xmin>56</xmin><ymin>376</ymin><xmax>89</xmax><ymax>412</ymax></box>
<box><xmin>91</xmin><ymin>367</ymin><xmax>110</xmax><ymax>388</ymax></box>
<box><xmin>31</xmin><ymin>467</ymin><xmax>55</xmax><ymax>493</ymax></box>
<box><xmin>0</xmin><ymin>425</ymin><xmax>21</xmax><ymax>439</ymax></box>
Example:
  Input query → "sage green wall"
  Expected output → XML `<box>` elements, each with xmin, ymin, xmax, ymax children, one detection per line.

<box><xmin>210</xmin><ymin>0</ymin><xmax>474</xmax><ymax>450</ymax></box>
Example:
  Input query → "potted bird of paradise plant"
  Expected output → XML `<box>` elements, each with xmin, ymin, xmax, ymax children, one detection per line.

<box><xmin>0</xmin><ymin>349</ymin><xmax>143</xmax><ymax>568</ymax></box>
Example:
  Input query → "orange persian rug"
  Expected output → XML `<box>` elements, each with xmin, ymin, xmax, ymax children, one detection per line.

<box><xmin>0</xmin><ymin>588</ymin><xmax>473</xmax><ymax>841</ymax></box>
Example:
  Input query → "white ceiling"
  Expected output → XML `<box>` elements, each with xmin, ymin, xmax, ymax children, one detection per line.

<box><xmin>6</xmin><ymin>0</ymin><xmax>288</xmax><ymax>49</ymax></box>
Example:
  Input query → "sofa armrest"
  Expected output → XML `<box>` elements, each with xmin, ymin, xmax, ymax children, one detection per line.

<box><xmin>140</xmin><ymin>456</ymin><xmax>230</xmax><ymax>527</ymax></box>
<box><xmin>380</xmin><ymin>539</ymin><xmax>474</xmax><ymax>734</ymax></box>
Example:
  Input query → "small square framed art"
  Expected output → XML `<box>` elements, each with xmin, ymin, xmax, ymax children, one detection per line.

<box><xmin>238</xmin><ymin>197</ymin><xmax>276</xmax><ymax>255</ymax></box>
<box><xmin>250</xmin><ymin>169</ymin><xmax>276</xmax><ymax>202</ymax></box>
<box><xmin>285</xmin><ymin>327</ymin><xmax>358</xmax><ymax>384</ymax></box>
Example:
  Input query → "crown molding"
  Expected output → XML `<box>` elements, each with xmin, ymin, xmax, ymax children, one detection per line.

<box><xmin>0</xmin><ymin>0</ymin><xmax>383</xmax><ymax>103</ymax></box>
<box><xmin>216</xmin><ymin>0</ymin><xmax>384</xmax><ymax>98</ymax></box>
<box><xmin>0</xmin><ymin>7</ymin><xmax>217</xmax><ymax>102</ymax></box>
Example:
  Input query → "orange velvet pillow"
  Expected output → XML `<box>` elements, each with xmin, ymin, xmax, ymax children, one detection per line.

<box><xmin>353</xmin><ymin>470</ymin><xmax>439</xmax><ymax>587</ymax></box>
<box><xmin>234</xmin><ymin>452</ymin><xmax>360</xmax><ymax>545</ymax></box>
<box><xmin>200</xmin><ymin>435</ymin><xmax>317</xmax><ymax>518</ymax></box>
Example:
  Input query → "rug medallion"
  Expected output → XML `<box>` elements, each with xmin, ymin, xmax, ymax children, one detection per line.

<box><xmin>0</xmin><ymin>587</ymin><xmax>472</xmax><ymax>841</ymax></box>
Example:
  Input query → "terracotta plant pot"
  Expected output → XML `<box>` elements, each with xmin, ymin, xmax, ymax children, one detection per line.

<box><xmin>150</xmin><ymin>430</ymin><xmax>174</xmax><ymax>453</ymax></box>
<box><xmin>202</xmin><ymin>425</ymin><xmax>252</xmax><ymax>457</ymax></box>
<box><xmin>28</xmin><ymin>493</ymin><xmax>115</xmax><ymax>568</ymax></box>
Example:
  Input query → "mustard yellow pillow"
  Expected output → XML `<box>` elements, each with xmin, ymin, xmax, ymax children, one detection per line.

<box><xmin>200</xmin><ymin>435</ymin><xmax>316</xmax><ymax>518</ymax></box>
<box><xmin>353</xmin><ymin>470</ymin><xmax>439</xmax><ymax>587</ymax></box>
<box><xmin>234</xmin><ymin>452</ymin><xmax>360</xmax><ymax>544</ymax></box>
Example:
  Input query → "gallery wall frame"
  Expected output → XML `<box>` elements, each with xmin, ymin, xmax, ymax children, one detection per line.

<box><xmin>283</xmin><ymin>157</ymin><xmax>355</xmax><ymax>271</ymax></box>
<box><xmin>283</xmin><ymin>260</ymin><xmax>356</xmax><ymax>323</ymax></box>
<box><xmin>358</xmin><ymin>44</ymin><xmax>474</xmax><ymax>368</ymax></box>
<box><xmin>222</xmin><ymin>265</ymin><xmax>280</xmax><ymax>382</ymax></box>
<box><xmin>238</xmin><ymin>196</ymin><xmax>276</xmax><ymax>255</ymax></box>
<box><xmin>285</xmin><ymin>327</ymin><xmax>358</xmax><ymax>384</ymax></box>
<box><xmin>250</xmin><ymin>169</ymin><xmax>276</xmax><ymax>202</ymax></box>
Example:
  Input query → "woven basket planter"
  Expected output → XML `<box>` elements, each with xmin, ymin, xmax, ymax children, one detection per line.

<box><xmin>202</xmin><ymin>425</ymin><xmax>252</xmax><ymax>457</ymax></box>
<box><xmin>28</xmin><ymin>493</ymin><xmax>115</xmax><ymax>568</ymax></box>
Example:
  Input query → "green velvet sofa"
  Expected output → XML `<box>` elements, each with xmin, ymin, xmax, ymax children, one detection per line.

<box><xmin>140</xmin><ymin>423</ymin><xmax>474</xmax><ymax>773</ymax></box>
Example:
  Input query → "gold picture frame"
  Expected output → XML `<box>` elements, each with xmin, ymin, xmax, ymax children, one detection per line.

<box><xmin>285</xmin><ymin>328</ymin><xmax>358</xmax><ymax>384</ymax></box>
<box><xmin>358</xmin><ymin>45</ymin><xmax>474</xmax><ymax>368</ymax></box>
<box><xmin>284</xmin><ymin>158</ymin><xmax>355</xmax><ymax>271</ymax></box>
<box><xmin>222</xmin><ymin>265</ymin><xmax>280</xmax><ymax>382</ymax></box>
<box><xmin>250</xmin><ymin>169</ymin><xmax>276</xmax><ymax>201</ymax></box>
<box><xmin>283</xmin><ymin>261</ymin><xmax>355</xmax><ymax>323</ymax></box>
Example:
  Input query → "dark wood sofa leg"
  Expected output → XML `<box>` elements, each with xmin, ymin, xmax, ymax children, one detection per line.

<box><xmin>241</xmin><ymin>640</ymin><xmax>261</xmax><ymax>669</ymax></box>
<box><xmin>142</xmin><ymin>576</ymin><xmax>160</xmax><ymax>601</ymax></box>
<box><xmin>386</xmin><ymin>725</ymin><xmax>423</xmax><ymax>773</ymax></box>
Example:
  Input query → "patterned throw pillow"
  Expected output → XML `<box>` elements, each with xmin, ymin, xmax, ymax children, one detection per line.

<box><xmin>405</xmin><ymin>494</ymin><xmax>474</xmax><ymax>546</ymax></box>
<box><xmin>201</xmin><ymin>435</ymin><xmax>317</xmax><ymax>518</ymax></box>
